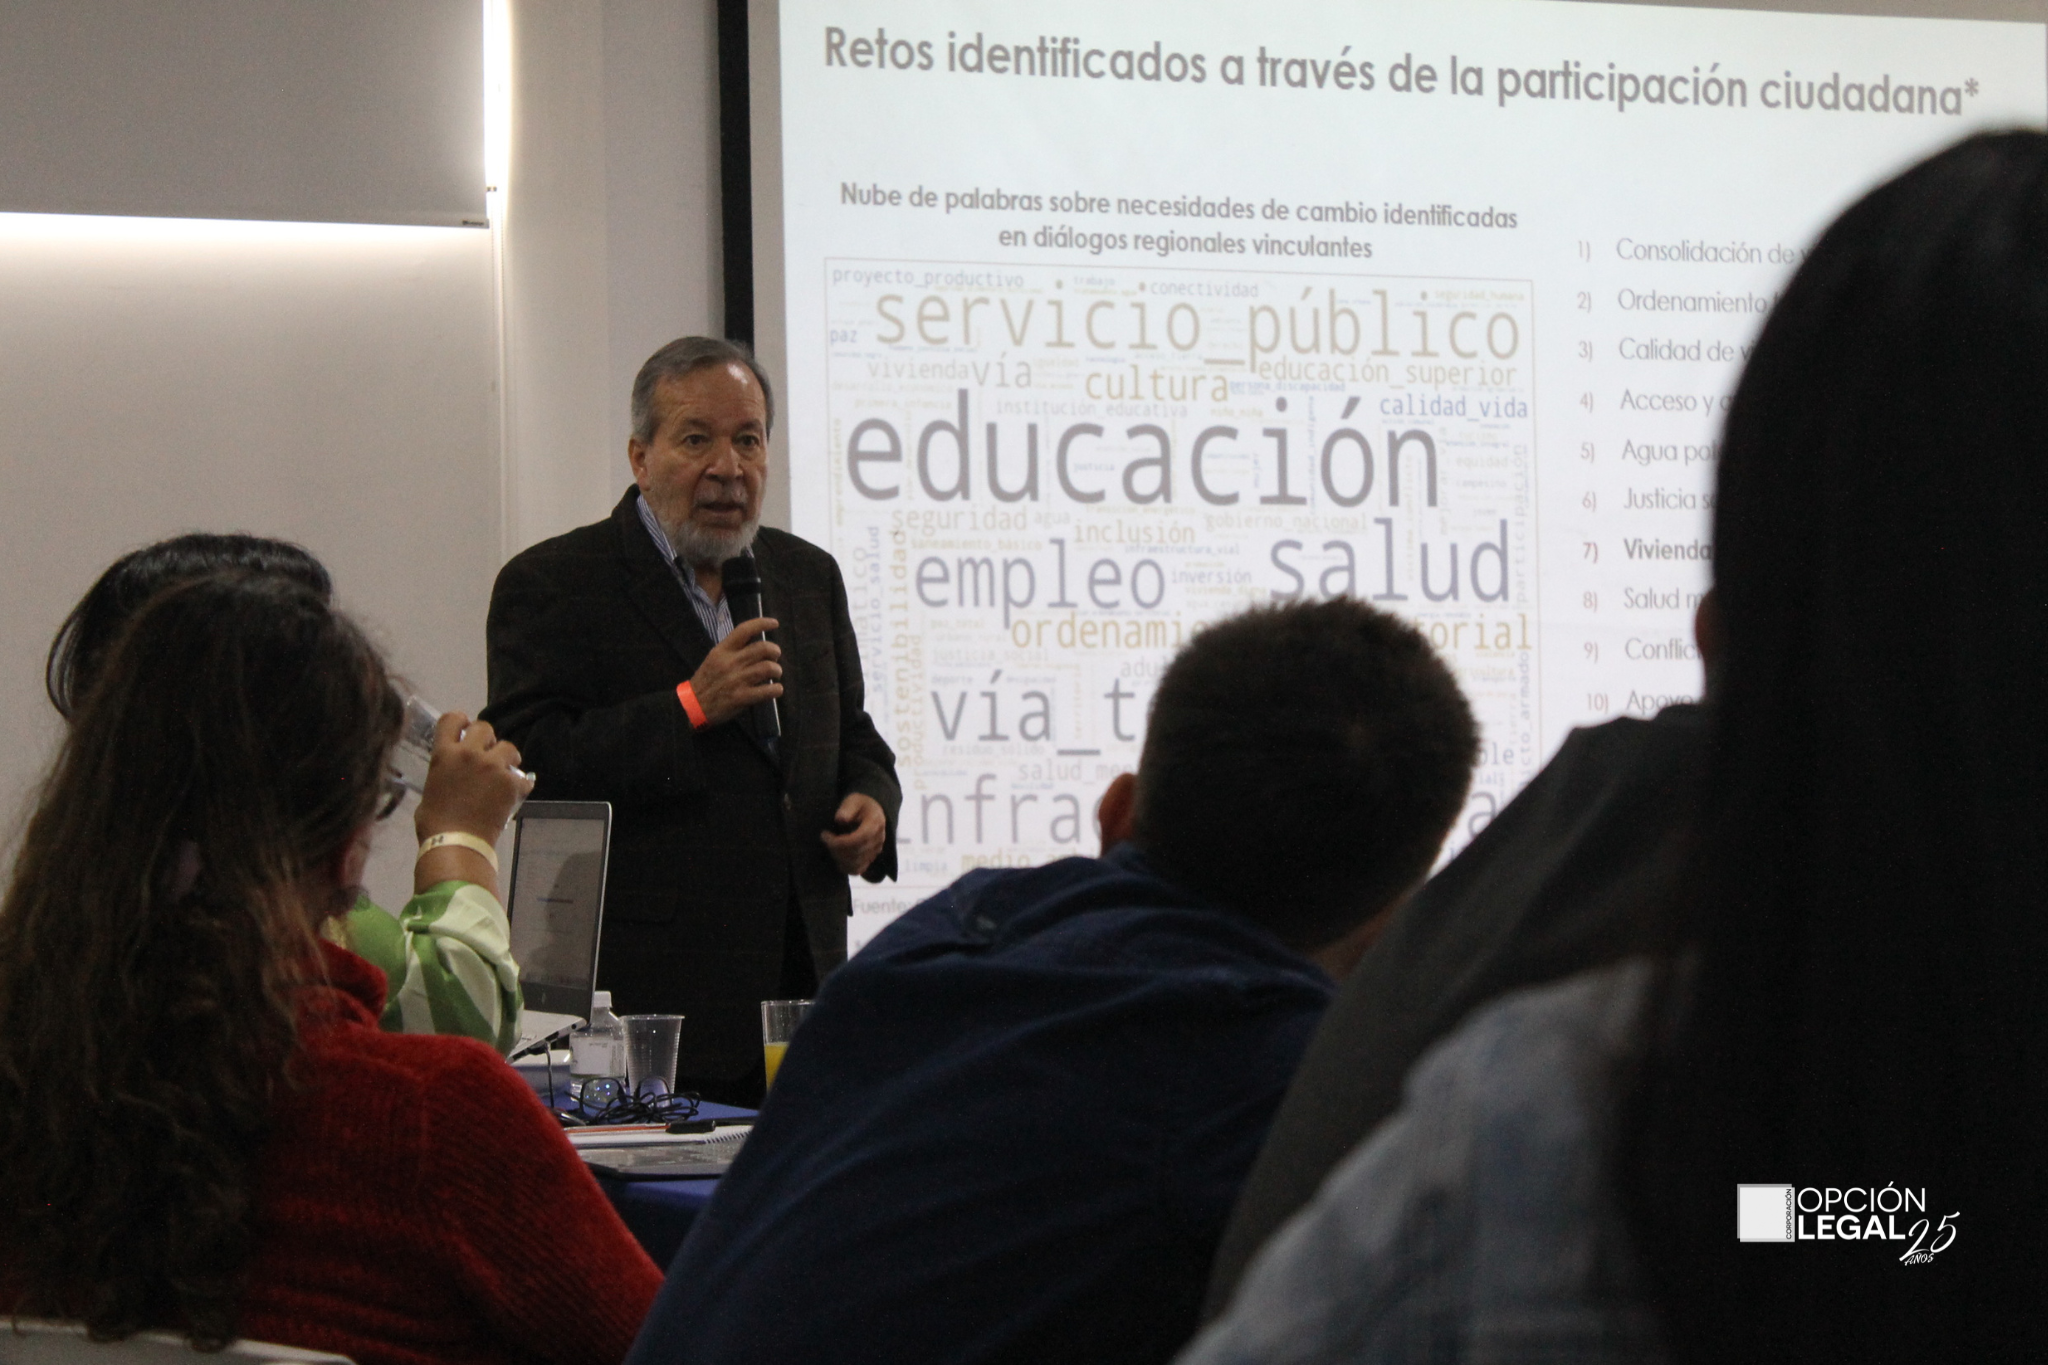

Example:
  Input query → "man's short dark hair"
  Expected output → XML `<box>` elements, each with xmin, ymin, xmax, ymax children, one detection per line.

<box><xmin>1132</xmin><ymin>599</ymin><xmax>1478</xmax><ymax>951</ymax></box>
<box><xmin>631</xmin><ymin>336</ymin><xmax>777</xmax><ymax>443</ymax></box>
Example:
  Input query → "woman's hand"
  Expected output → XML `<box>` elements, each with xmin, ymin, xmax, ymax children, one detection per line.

<box><xmin>413</xmin><ymin>713</ymin><xmax>532</xmax><ymax>896</ymax></box>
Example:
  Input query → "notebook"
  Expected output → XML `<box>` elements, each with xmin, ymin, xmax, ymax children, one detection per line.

<box><xmin>572</xmin><ymin>1126</ymin><xmax>750</xmax><ymax>1180</ymax></box>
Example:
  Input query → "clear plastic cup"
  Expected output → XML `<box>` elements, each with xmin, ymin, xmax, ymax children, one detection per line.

<box><xmin>622</xmin><ymin>1014</ymin><xmax>685</xmax><ymax>1096</ymax></box>
<box><xmin>760</xmin><ymin>999</ymin><xmax>811</xmax><ymax>1090</ymax></box>
<box><xmin>396</xmin><ymin>694</ymin><xmax>533</xmax><ymax>814</ymax></box>
<box><xmin>392</xmin><ymin>694</ymin><xmax>441</xmax><ymax>797</ymax></box>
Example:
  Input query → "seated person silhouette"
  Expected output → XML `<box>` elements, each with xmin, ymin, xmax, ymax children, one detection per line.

<box><xmin>0</xmin><ymin>574</ymin><xmax>659</xmax><ymax>1362</ymax></box>
<box><xmin>1180</xmin><ymin>129</ymin><xmax>2048</xmax><ymax>1365</ymax></box>
<box><xmin>1202</xmin><ymin>594</ymin><xmax>1717</xmax><ymax>1315</ymax></box>
<box><xmin>626</xmin><ymin>598</ymin><xmax>1479</xmax><ymax>1365</ymax></box>
<box><xmin>44</xmin><ymin>533</ymin><xmax>524</xmax><ymax>1050</ymax></box>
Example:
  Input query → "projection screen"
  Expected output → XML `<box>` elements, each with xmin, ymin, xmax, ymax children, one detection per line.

<box><xmin>746</xmin><ymin>0</ymin><xmax>2047</xmax><ymax>941</ymax></box>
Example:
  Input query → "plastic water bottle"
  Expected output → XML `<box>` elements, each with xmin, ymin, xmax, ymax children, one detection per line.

<box><xmin>570</xmin><ymin>991</ymin><xmax>627</xmax><ymax>1108</ymax></box>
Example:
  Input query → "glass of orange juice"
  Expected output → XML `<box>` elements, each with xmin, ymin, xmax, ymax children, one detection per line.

<box><xmin>760</xmin><ymin>999</ymin><xmax>811</xmax><ymax>1090</ymax></box>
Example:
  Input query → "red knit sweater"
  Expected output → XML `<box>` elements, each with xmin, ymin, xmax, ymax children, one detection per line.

<box><xmin>232</xmin><ymin>942</ymin><xmax>662</xmax><ymax>1365</ymax></box>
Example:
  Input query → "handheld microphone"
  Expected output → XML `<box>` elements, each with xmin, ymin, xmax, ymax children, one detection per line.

<box><xmin>720</xmin><ymin>553</ymin><xmax>783</xmax><ymax>740</ymax></box>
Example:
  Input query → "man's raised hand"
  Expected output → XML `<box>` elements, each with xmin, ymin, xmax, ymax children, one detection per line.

<box><xmin>688</xmin><ymin>616</ymin><xmax>783</xmax><ymax>726</ymax></box>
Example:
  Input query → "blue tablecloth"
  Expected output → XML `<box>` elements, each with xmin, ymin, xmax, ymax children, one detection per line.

<box><xmin>513</xmin><ymin>1054</ymin><xmax>747</xmax><ymax>1267</ymax></box>
<box><xmin>592</xmin><ymin>1161</ymin><xmax>722</xmax><ymax>1266</ymax></box>
<box><xmin>585</xmin><ymin>1099</ymin><xmax>754</xmax><ymax>1266</ymax></box>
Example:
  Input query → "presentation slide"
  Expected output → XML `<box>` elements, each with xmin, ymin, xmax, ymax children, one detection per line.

<box><xmin>764</xmin><ymin>0</ymin><xmax>2046</xmax><ymax>939</ymax></box>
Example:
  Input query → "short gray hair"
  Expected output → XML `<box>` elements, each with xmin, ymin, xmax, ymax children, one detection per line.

<box><xmin>630</xmin><ymin>336</ymin><xmax>777</xmax><ymax>444</ymax></box>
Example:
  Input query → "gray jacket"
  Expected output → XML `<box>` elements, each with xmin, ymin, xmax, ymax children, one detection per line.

<box><xmin>1178</xmin><ymin>961</ymin><xmax>1669</xmax><ymax>1365</ymax></box>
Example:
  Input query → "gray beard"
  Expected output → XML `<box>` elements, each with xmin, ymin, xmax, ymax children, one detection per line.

<box><xmin>665</xmin><ymin>513</ymin><xmax>760</xmax><ymax>569</ymax></box>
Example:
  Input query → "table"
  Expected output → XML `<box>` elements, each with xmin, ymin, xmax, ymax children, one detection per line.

<box><xmin>514</xmin><ymin>1053</ymin><xmax>749</xmax><ymax>1266</ymax></box>
<box><xmin>584</xmin><ymin>1098</ymin><xmax>756</xmax><ymax>1265</ymax></box>
<box><xmin>591</xmin><ymin>1162</ymin><xmax>719</xmax><ymax>1266</ymax></box>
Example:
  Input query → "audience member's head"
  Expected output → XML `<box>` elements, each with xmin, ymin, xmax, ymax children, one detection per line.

<box><xmin>46</xmin><ymin>532</ymin><xmax>330</xmax><ymax>719</ymax></box>
<box><xmin>1691</xmin><ymin>587</ymin><xmax>1722</xmax><ymax>697</ymax></box>
<box><xmin>1114</xmin><ymin>598</ymin><xmax>1478</xmax><ymax>961</ymax></box>
<box><xmin>0</xmin><ymin>573</ymin><xmax>402</xmax><ymax>1345</ymax></box>
<box><xmin>1626</xmin><ymin>129</ymin><xmax>2048</xmax><ymax>1357</ymax></box>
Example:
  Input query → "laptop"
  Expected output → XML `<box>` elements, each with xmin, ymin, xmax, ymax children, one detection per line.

<box><xmin>503</xmin><ymin>800</ymin><xmax>612</xmax><ymax>1059</ymax></box>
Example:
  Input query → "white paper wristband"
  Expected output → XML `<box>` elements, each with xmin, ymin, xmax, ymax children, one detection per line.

<box><xmin>416</xmin><ymin>830</ymin><xmax>500</xmax><ymax>873</ymax></box>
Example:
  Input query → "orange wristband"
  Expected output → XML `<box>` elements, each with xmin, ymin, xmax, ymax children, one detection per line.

<box><xmin>677</xmin><ymin>680</ymin><xmax>710</xmax><ymax>729</ymax></box>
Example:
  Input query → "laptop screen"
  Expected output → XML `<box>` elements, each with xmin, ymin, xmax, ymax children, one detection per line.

<box><xmin>506</xmin><ymin>801</ymin><xmax>611</xmax><ymax>1019</ymax></box>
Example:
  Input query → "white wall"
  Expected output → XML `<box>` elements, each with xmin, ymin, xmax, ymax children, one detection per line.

<box><xmin>0</xmin><ymin>0</ymin><xmax>486</xmax><ymax>227</ymax></box>
<box><xmin>502</xmin><ymin>0</ymin><xmax>724</xmax><ymax>554</ymax></box>
<box><xmin>0</xmin><ymin>214</ymin><xmax>499</xmax><ymax>903</ymax></box>
<box><xmin>0</xmin><ymin>0</ymin><xmax>725</xmax><ymax>910</ymax></box>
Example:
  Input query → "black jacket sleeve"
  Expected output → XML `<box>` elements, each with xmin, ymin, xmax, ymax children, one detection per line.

<box><xmin>482</xmin><ymin>546</ymin><xmax>710</xmax><ymax>811</ymax></box>
<box><xmin>824</xmin><ymin>555</ymin><xmax>901</xmax><ymax>883</ymax></box>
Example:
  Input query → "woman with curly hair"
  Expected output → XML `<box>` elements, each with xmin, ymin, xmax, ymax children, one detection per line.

<box><xmin>0</xmin><ymin>573</ymin><xmax>659</xmax><ymax>1363</ymax></box>
<box><xmin>45</xmin><ymin>532</ymin><xmax>523</xmax><ymax>1052</ymax></box>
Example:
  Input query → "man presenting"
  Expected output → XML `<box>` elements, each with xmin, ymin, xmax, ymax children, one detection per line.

<box><xmin>483</xmin><ymin>337</ymin><xmax>900</xmax><ymax>1101</ymax></box>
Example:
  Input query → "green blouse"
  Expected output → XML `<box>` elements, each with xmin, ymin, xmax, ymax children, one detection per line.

<box><xmin>342</xmin><ymin>881</ymin><xmax>524</xmax><ymax>1055</ymax></box>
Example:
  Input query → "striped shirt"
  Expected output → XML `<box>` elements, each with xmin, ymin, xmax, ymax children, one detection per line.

<box><xmin>636</xmin><ymin>491</ymin><xmax>735</xmax><ymax>645</ymax></box>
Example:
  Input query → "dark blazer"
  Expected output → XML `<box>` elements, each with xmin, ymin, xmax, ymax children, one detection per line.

<box><xmin>1201</xmin><ymin>705</ymin><xmax>1707</xmax><ymax>1316</ymax></box>
<box><xmin>482</xmin><ymin>488</ymin><xmax>900</xmax><ymax>1078</ymax></box>
<box><xmin>626</xmin><ymin>846</ymin><xmax>1333</xmax><ymax>1365</ymax></box>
